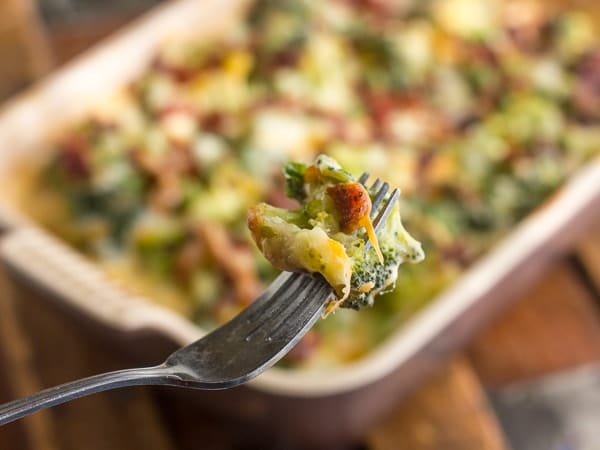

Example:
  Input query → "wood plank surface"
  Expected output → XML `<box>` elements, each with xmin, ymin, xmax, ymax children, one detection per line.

<box><xmin>4</xmin><ymin>277</ymin><xmax>177</xmax><ymax>450</ymax></box>
<box><xmin>368</xmin><ymin>358</ymin><xmax>507</xmax><ymax>450</ymax></box>
<box><xmin>576</xmin><ymin>226</ymin><xmax>600</xmax><ymax>296</ymax></box>
<box><xmin>0</xmin><ymin>271</ymin><xmax>58</xmax><ymax>450</ymax></box>
<box><xmin>0</xmin><ymin>0</ymin><xmax>52</xmax><ymax>100</ymax></box>
<box><xmin>468</xmin><ymin>262</ymin><xmax>600</xmax><ymax>388</ymax></box>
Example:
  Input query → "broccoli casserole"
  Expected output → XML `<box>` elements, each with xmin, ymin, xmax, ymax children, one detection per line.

<box><xmin>19</xmin><ymin>0</ymin><xmax>600</xmax><ymax>367</ymax></box>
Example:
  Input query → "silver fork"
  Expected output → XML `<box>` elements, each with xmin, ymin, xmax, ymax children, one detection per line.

<box><xmin>0</xmin><ymin>173</ymin><xmax>399</xmax><ymax>426</ymax></box>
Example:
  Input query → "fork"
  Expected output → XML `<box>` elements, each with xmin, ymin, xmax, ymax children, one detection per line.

<box><xmin>0</xmin><ymin>173</ymin><xmax>399</xmax><ymax>426</ymax></box>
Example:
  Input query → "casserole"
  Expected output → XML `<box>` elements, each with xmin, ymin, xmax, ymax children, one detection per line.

<box><xmin>0</xmin><ymin>0</ymin><xmax>600</xmax><ymax>447</ymax></box>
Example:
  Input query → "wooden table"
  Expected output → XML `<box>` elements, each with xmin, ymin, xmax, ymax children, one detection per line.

<box><xmin>2</xmin><ymin>5</ymin><xmax>600</xmax><ymax>450</ymax></box>
<box><xmin>0</xmin><ymin>221</ymin><xmax>598</xmax><ymax>450</ymax></box>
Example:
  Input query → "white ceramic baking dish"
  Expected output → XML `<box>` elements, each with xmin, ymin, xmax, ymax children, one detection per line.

<box><xmin>0</xmin><ymin>0</ymin><xmax>599</xmax><ymax>447</ymax></box>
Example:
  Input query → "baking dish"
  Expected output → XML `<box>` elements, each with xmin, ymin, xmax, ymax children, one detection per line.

<box><xmin>0</xmin><ymin>0</ymin><xmax>600</xmax><ymax>447</ymax></box>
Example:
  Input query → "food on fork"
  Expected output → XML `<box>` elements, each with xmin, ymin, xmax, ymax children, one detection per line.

<box><xmin>248</xmin><ymin>155</ymin><xmax>424</xmax><ymax>314</ymax></box>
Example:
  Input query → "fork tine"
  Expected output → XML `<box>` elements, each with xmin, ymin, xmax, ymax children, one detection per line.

<box><xmin>243</xmin><ymin>274</ymin><xmax>313</xmax><ymax>341</ymax></box>
<box><xmin>370</xmin><ymin>182</ymin><xmax>389</xmax><ymax>218</ymax></box>
<box><xmin>358</xmin><ymin>172</ymin><xmax>370</xmax><ymax>184</ymax></box>
<box><xmin>370</xmin><ymin>178</ymin><xmax>383</xmax><ymax>192</ymax></box>
<box><xmin>265</xmin><ymin>276</ymin><xmax>331</xmax><ymax>342</ymax></box>
<box><xmin>373</xmin><ymin>188</ymin><xmax>400</xmax><ymax>232</ymax></box>
<box><xmin>236</xmin><ymin>272</ymin><xmax>308</xmax><ymax>332</ymax></box>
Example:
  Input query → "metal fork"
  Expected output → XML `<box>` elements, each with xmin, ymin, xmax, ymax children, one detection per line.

<box><xmin>0</xmin><ymin>173</ymin><xmax>399</xmax><ymax>426</ymax></box>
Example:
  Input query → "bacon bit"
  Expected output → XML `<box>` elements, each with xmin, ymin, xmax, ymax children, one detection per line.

<box><xmin>150</xmin><ymin>172</ymin><xmax>183</xmax><ymax>211</ymax></box>
<box><xmin>132</xmin><ymin>145</ymin><xmax>197</xmax><ymax>179</ymax></box>
<box><xmin>129</xmin><ymin>148</ymin><xmax>160</xmax><ymax>175</ymax></box>
<box><xmin>268</xmin><ymin>49</ymin><xmax>302</xmax><ymax>70</ymax></box>
<box><xmin>197</xmin><ymin>222</ymin><xmax>263</xmax><ymax>306</ymax></box>
<box><xmin>441</xmin><ymin>242</ymin><xmax>472</xmax><ymax>267</ymax></box>
<box><xmin>151</xmin><ymin>56</ymin><xmax>196</xmax><ymax>83</ymax></box>
<box><xmin>162</xmin><ymin>146</ymin><xmax>197</xmax><ymax>175</ymax></box>
<box><xmin>173</xmin><ymin>236</ymin><xmax>206</xmax><ymax>282</ymax></box>
<box><xmin>572</xmin><ymin>51</ymin><xmax>600</xmax><ymax>120</ymax></box>
<box><xmin>345</xmin><ymin>0</ymin><xmax>406</xmax><ymax>19</ymax></box>
<box><xmin>504</xmin><ymin>0</ymin><xmax>550</xmax><ymax>53</ymax></box>
<box><xmin>363</xmin><ymin>90</ymin><xmax>403</xmax><ymax>124</ymax></box>
<box><xmin>199</xmin><ymin>112</ymin><xmax>225</xmax><ymax>132</ymax></box>
<box><xmin>327</xmin><ymin>182</ymin><xmax>384</xmax><ymax>264</ymax></box>
<box><xmin>59</xmin><ymin>136</ymin><xmax>90</xmax><ymax>179</ymax></box>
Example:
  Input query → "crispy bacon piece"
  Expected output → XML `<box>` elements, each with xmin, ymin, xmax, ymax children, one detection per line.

<box><xmin>173</xmin><ymin>236</ymin><xmax>206</xmax><ymax>282</ymax></box>
<box><xmin>150</xmin><ymin>173</ymin><xmax>183</xmax><ymax>210</ymax></box>
<box><xmin>197</xmin><ymin>222</ymin><xmax>263</xmax><ymax>306</ymax></box>
<box><xmin>572</xmin><ymin>50</ymin><xmax>600</xmax><ymax>120</ymax></box>
<box><xmin>59</xmin><ymin>135</ymin><xmax>90</xmax><ymax>179</ymax></box>
<box><xmin>151</xmin><ymin>56</ymin><xmax>196</xmax><ymax>83</ymax></box>
<box><xmin>328</xmin><ymin>182</ymin><xmax>384</xmax><ymax>263</ymax></box>
<box><xmin>130</xmin><ymin>145</ymin><xmax>196</xmax><ymax>212</ymax></box>
<box><xmin>328</xmin><ymin>182</ymin><xmax>371</xmax><ymax>232</ymax></box>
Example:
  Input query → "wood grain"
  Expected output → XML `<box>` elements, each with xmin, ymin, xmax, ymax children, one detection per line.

<box><xmin>469</xmin><ymin>262</ymin><xmax>600</xmax><ymax>388</ymax></box>
<box><xmin>368</xmin><ymin>358</ymin><xmax>507</xmax><ymax>450</ymax></box>
<box><xmin>0</xmin><ymin>0</ymin><xmax>52</xmax><ymax>99</ymax></box>
<box><xmin>576</xmin><ymin>225</ymin><xmax>600</xmax><ymax>296</ymax></box>
<box><xmin>7</xmin><ymin>278</ymin><xmax>177</xmax><ymax>450</ymax></box>
<box><xmin>0</xmin><ymin>270</ymin><xmax>59</xmax><ymax>450</ymax></box>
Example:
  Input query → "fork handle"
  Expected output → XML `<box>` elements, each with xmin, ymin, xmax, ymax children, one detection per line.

<box><xmin>0</xmin><ymin>364</ymin><xmax>181</xmax><ymax>426</ymax></box>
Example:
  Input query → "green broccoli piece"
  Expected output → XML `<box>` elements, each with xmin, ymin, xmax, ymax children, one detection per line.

<box><xmin>283</xmin><ymin>162</ymin><xmax>308</xmax><ymax>201</ymax></box>
<box><xmin>248</xmin><ymin>155</ymin><xmax>424</xmax><ymax>314</ymax></box>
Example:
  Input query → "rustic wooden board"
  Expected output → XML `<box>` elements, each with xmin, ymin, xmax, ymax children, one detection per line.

<box><xmin>0</xmin><ymin>0</ymin><xmax>52</xmax><ymax>100</ymax></box>
<box><xmin>367</xmin><ymin>358</ymin><xmax>507</xmax><ymax>450</ymax></box>
<box><xmin>576</xmin><ymin>225</ymin><xmax>600</xmax><ymax>296</ymax></box>
<box><xmin>1</xmin><ymin>273</ymin><xmax>176</xmax><ymax>450</ymax></box>
<box><xmin>0</xmin><ymin>272</ymin><xmax>58</xmax><ymax>450</ymax></box>
<box><xmin>468</xmin><ymin>262</ymin><xmax>600</xmax><ymax>389</ymax></box>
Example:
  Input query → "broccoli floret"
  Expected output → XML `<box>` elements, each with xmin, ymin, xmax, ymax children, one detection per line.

<box><xmin>283</xmin><ymin>162</ymin><xmax>307</xmax><ymax>201</ymax></box>
<box><xmin>345</xmin><ymin>244</ymin><xmax>398</xmax><ymax>310</ymax></box>
<box><xmin>248</xmin><ymin>155</ymin><xmax>424</xmax><ymax>314</ymax></box>
<box><xmin>344</xmin><ymin>201</ymin><xmax>425</xmax><ymax>310</ymax></box>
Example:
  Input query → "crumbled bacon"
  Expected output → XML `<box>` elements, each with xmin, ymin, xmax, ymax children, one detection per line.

<box><xmin>572</xmin><ymin>50</ymin><xmax>600</xmax><ymax>120</ymax></box>
<box><xmin>131</xmin><ymin>145</ymin><xmax>196</xmax><ymax>179</ymax></box>
<box><xmin>327</xmin><ymin>182</ymin><xmax>372</xmax><ymax>233</ymax></box>
<box><xmin>151</xmin><ymin>56</ymin><xmax>196</xmax><ymax>83</ymax></box>
<box><xmin>197</xmin><ymin>222</ymin><xmax>263</xmax><ymax>306</ymax></box>
<box><xmin>503</xmin><ymin>0</ymin><xmax>551</xmax><ymax>53</ymax></box>
<box><xmin>328</xmin><ymin>181</ymin><xmax>384</xmax><ymax>263</ymax></box>
<box><xmin>173</xmin><ymin>236</ymin><xmax>207</xmax><ymax>282</ymax></box>
<box><xmin>150</xmin><ymin>172</ymin><xmax>183</xmax><ymax>211</ymax></box>
<box><xmin>59</xmin><ymin>135</ymin><xmax>90</xmax><ymax>179</ymax></box>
